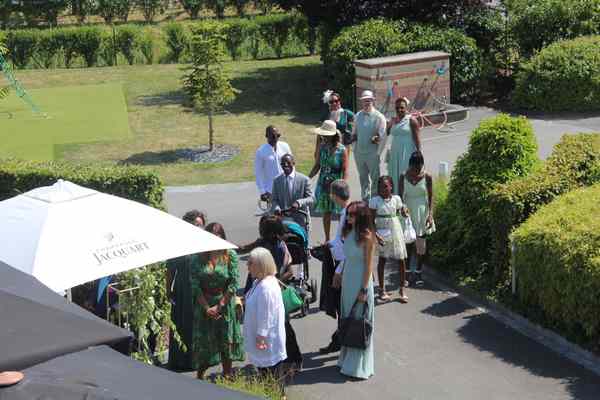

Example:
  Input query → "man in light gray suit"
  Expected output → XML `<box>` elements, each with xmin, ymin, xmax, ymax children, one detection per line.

<box><xmin>271</xmin><ymin>153</ymin><xmax>314</xmax><ymax>231</ymax></box>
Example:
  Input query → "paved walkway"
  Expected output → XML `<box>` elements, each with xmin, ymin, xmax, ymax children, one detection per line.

<box><xmin>166</xmin><ymin>108</ymin><xmax>600</xmax><ymax>399</ymax></box>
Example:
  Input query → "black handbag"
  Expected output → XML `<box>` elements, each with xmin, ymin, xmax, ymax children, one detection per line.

<box><xmin>338</xmin><ymin>298</ymin><xmax>372</xmax><ymax>349</ymax></box>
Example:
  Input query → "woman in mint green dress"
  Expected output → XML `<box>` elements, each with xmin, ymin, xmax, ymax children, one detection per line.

<box><xmin>190</xmin><ymin>223</ymin><xmax>244</xmax><ymax>379</ymax></box>
<box><xmin>399</xmin><ymin>151</ymin><xmax>435</xmax><ymax>286</ymax></box>
<box><xmin>387</xmin><ymin>97</ymin><xmax>421</xmax><ymax>194</ymax></box>
<box><xmin>337</xmin><ymin>201</ymin><xmax>375</xmax><ymax>380</ymax></box>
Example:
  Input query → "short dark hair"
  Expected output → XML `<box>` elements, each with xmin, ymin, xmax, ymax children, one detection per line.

<box><xmin>182</xmin><ymin>209</ymin><xmax>206</xmax><ymax>227</ymax></box>
<box><xmin>281</xmin><ymin>153</ymin><xmax>295</xmax><ymax>164</ymax></box>
<box><xmin>330</xmin><ymin>179</ymin><xmax>350</xmax><ymax>201</ymax></box>
<box><xmin>409</xmin><ymin>151</ymin><xmax>425</xmax><ymax>168</ymax></box>
<box><xmin>266</xmin><ymin>125</ymin><xmax>279</xmax><ymax>137</ymax></box>
<box><xmin>259</xmin><ymin>215</ymin><xmax>284</xmax><ymax>242</ymax></box>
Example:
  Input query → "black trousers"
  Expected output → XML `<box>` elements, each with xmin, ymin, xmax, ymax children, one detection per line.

<box><xmin>284</xmin><ymin>320</ymin><xmax>303</xmax><ymax>364</ymax></box>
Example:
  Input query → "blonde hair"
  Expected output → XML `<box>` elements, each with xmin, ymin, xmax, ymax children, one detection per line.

<box><xmin>248</xmin><ymin>247</ymin><xmax>277</xmax><ymax>279</ymax></box>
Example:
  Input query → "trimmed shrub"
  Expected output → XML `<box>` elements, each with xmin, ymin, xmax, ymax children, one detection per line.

<box><xmin>115</xmin><ymin>25</ymin><xmax>141</xmax><ymax>65</ymax></box>
<box><xmin>139</xmin><ymin>28</ymin><xmax>156</xmax><ymax>65</ymax></box>
<box><xmin>430</xmin><ymin>114</ymin><xmax>539</xmax><ymax>280</ymax></box>
<box><xmin>5</xmin><ymin>29</ymin><xmax>38</xmax><ymax>68</ymax></box>
<box><xmin>513</xmin><ymin>36</ymin><xmax>600</xmax><ymax>112</ymax></box>
<box><xmin>511</xmin><ymin>184</ymin><xmax>600</xmax><ymax>351</ymax></box>
<box><xmin>74</xmin><ymin>26</ymin><xmax>103</xmax><ymax>67</ymax></box>
<box><xmin>489</xmin><ymin>133</ymin><xmax>600</xmax><ymax>283</ymax></box>
<box><xmin>257</xmin><ymin>14</ymin><xmax>296</xmax><ymax>58</ymax></box>
<box><xmin>99</xmin><ymin>31</ymin><xmax>118</xmax><ymax>66</ymax></box>
<box><xmin>327</xmin><ymin>19</ymin><xmax>408</xmax><ymax>100</ymax></box>
<box><xmin>224</xmin><ymin>19</ymin><xmax>253</xmax><ymax>60</ymax></box>
<box><xmin>510</xmin><ymin>0</ymin><xmax>600</xmax><ymax>58</ymax></box>
<box><xmin>35</xmin><ymin>29</ymin><xmax>61</xmax><ymax>68</ymax></box>
<box><xmin>405</xmin><ymin>25</ymin><xmax>482</xmax><ymax>103</ymax></box>
<box><xmin>163</xmin><ymin>22</ymin><xmax>189</xmax><ymax>63</ymax></box>
<box><xmin>55</xmin><ymin>27</ymin><xmax>80</xmax><ymax>68</ymax></box>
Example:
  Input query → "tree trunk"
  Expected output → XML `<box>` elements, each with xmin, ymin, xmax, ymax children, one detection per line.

<box><xmin>208</xmin><ymin>108</ymin><xmax>214</xmax><ymax>152</ymax></box>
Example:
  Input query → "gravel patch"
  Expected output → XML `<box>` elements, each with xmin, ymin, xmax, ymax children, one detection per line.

<box><xmin>176</xmin><ymin>144</ymin><xmax>240</xmax><ymax>163</ymax></box>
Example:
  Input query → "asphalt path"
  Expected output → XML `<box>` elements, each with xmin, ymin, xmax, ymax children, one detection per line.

<box><xmin>166</xmin><ymin>108</ymin><xmax>600</xmax><ymax>399</ymax></box>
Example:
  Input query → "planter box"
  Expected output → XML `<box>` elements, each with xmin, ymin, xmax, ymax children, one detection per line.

<box><xmin>354</xmin><ymin>51</ymin><xmax>451</xmax><ymax>118</ymax></box>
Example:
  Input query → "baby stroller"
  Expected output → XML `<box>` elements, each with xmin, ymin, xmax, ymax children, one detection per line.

<box><xmin>280</xmin><ymin>208</ymin><xmax>318</xmax><ymax>317</ymax></box>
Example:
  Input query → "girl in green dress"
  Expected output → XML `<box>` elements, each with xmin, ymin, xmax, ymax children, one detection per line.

<box><xmin>399</xmin><ymin>151</ymin><xmax>435</xmax><ymax>286</ymax></box>
<box><xmin>309</xmin><ymin>120</ymin><xmax>349</xmax><ymax>242</ymax></box>
<box><xmin>387</xmin><ymin>97</ymin><xmax>421</xmax><ymax>194</ymax></box>
<box><xmin>190</xmin><ymin>223</ymin><xmax>244</xmax><ymax>379</ymax></box>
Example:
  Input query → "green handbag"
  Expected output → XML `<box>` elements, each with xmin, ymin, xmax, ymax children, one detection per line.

<box><xmin>280</xmin><ymin>281</ymin><xmax>303</xmax><ymax>314</ymax></box>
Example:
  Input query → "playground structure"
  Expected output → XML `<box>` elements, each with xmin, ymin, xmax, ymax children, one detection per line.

<box><xmin>354</xmin><ymin>51</ymin><xmax>468</xmax><ymax>129</ymax></box>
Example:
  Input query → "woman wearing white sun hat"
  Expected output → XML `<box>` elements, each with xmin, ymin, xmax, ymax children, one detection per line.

<box><xmin>309</xmin><ymin>120</ymin><xmax>349</xmax><ymax>242</ymax></box>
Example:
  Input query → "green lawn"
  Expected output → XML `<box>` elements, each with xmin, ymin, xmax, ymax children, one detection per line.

<box><xmin>2</xmin><ymin>56</ymin><xmax>324</xmax><ymax>185</ymax></box>
<box><xmin>1</xmin><ymin>83</ymin><xmax>131</xmax><ymax>161</ymax></box>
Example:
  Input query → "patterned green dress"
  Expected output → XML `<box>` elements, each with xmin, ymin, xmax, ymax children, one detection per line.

<box><xmin>190</xmin><ymin>250</ymin><xmax>244</xmax><ymax>369</ymax></box>
<box><xmin>315</xmin><ymin>143</ymin><xmax>346</xmax><ymax>214</ymax></box>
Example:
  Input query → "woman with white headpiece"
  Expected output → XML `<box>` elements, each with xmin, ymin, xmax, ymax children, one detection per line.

<box><xmin>387</xmin><ymin>96</ymin><xmax>421</xmax><ymax>195</ymax></box>
<box><xmin>309</xmin><ymin>120</ymin><xmax>349</xmax><ymax>242</ymax></box>
<box><xmin>315</xmin><ymin>90</ymin><xmax>355</xmax><ymax>160</ymax></box>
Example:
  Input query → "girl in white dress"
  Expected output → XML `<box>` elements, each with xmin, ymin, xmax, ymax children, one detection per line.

<box><xmin>368</xmin><ymin>176</ymin><xmax>409</xmax><ymax>303</ymax></box>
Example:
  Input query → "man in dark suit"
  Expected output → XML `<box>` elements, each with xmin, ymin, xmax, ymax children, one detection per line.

<box><xmin>270</xmin><ymin>153</ymin><xmax>314</xmax><ymax>231</ymax></box>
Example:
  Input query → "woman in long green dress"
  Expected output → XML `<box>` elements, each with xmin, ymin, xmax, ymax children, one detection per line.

<box><xmin>399</xmin><ymin>151</ymin><xmax>435</xmax><ymax>286</ymax></box>
<box><xmin>337</xmin><ymin>201</ymin><xmax>375</xmax><ymax>380</ymax></box>
<box><xmin>387</xmin><ymin>97</ymin><xmax>421</xmax><ymax>194</ymax></box>
<box><xmin>167</xmin><ymin>255</ymin><xmax>194</xmax><ymax>371</ymax></box>
<box><xmin>190</xmin><ymin>223</ymin><xmax>244</xmax><ymax>379</ymax></box>
<box><xmin>309</xmin><ymin>120</ymin><xmax>349</xmax><ymax>242</ymax></box>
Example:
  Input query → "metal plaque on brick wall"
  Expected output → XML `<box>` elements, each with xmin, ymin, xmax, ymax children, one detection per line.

<box><xmin>354</xmin><ymin>51</ymin><xmax>450</xmax><ymax>118</ymax></box>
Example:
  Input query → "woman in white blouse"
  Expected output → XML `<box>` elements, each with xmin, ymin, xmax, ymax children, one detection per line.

<box><xmin>244</xmin><ymin>247</ymin><xmax>287</xmax><ymax>395</ymax></box>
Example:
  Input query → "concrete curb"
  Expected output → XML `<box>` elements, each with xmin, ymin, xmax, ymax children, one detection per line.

<box><xmin>423</xmin><ymin>266</ymin><xmax>600</xmax><ymax>377</ymax></box>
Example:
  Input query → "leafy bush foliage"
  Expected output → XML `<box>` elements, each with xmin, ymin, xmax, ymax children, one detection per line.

<box><xmin>513</xmin><ymin>36</ymin><xmax>600</xmax><ymax>112</ymax></box>
<box><xmin>223</xmin><ymin>18</ymin><xmax>254</xmax><ymax>60</ymax></box>
<box><xmin>74</xmin><ymin>26</ymin><xmax>103</xmax><ymax>67</ymax></box>
<box><xmin>430</xmin><ymin>114</ymin><xmax>538</xmax><ymax>281</ymax></box>
<box><xmin>139</xmin><ymin>28</ymin><xmax>156</xmax><ymax>65</ymax></box>
<box><xmin>257</xmin><ymin>13</ymin><xmax>296</xmax><ymax>58</ymax></box>
<box><xmin>489</xmin><ymin>133</ymin><xmax>600</xmax><ymax>283</ymax></box>
<box><xmin>326</xmin><ymin>19</ymin><xmax>482</xmax><ymax>103</ymax></box>
<box><xmin>5</xmin><ymin>29</ymin><xmax>38</xmax><ymax>68</ymax></box>
<box><xmin>327</xmin><ymin>19</ymin><xmax>408</xmax><ymax>100</ymax></box>
<box><xmin>115</xmin><ymin>25</ymin><xmax>141</xmax><ymax>65</ymax></box>
<box><xmin>509</xmin><ymin>0</ymin><xmax>600</xmax><ymax>58</ymax></box>
<box><xmin>163</xmin><ymin>22</ymin><xmax>189</xmax><ymax>63</ymax></box>
<box><xmin>511</xmin><ymin>184</ymin><xmax>600</xmax><ymax>351</ymax></box>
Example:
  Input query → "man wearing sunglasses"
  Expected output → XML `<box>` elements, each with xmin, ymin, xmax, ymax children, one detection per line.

<box><xmin>255</xmin><ymin>125</ymin><xmax>293</xmax><ymax>206</ymax></box>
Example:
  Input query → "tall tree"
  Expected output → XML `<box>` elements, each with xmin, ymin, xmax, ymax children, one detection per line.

<box><xmin>21</xmin><ymin>0</ymin><xmax>70</xmax><ymax>26</ymax></box>
<box><xmin>179</xmin><ymin>0</ymin><xmax>203</xmax><ymax>19</ymax></box>
<box><xmin>136</xmin><ymin>0</ymin><xmax>168</xmax><ymax>22</ymax></box>
<box><xmin>182</xmin><ymin>22</ymin><xmax>238</xmax><ymax>151</ymax></box>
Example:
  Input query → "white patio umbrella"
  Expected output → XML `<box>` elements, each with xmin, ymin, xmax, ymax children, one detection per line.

<box><xmin>0</xmin><ymin>179</ymin><xmax>235</xmax><ymax>293</ymax></box>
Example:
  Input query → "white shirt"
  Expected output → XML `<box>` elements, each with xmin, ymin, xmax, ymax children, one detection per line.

<box><xmin>285</xmin><ymin>170</ymin><xmax>296</xmax><ymax>199</ymax></box>
<box><xmin>243</xmin><ymin>276</ymin><xmax>287</xmax><ymax>368</ymax></box>
<box><xmin>255</xmin><ymin>142</ymin><xmax>292</xmax><ymax>195</ymax></box>
<box><xmin>329</xmin><ymin>206</ymin><xmax>347</xmax><ymax>263</ymax></box>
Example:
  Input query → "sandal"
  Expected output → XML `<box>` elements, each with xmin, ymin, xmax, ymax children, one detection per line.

<box><xmin>398</xmin><ymin>293</ymin><xmax>408</xmax><ymax>303</ymax></box>
<box><xmin>378</xmin><ymin>291</ymin><xmax>391</xmax><ymax>302</ymax></box>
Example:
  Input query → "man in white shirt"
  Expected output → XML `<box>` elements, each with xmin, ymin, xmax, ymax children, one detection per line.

<box><xmin>351</xmin><ymin>90</ymin><xmax>387</xmax><ymax>200</ymax></box>
<box><xmin>255</xmin><ymin>125</ymin><xmax>293</xmax><ymax>204</ymax></box>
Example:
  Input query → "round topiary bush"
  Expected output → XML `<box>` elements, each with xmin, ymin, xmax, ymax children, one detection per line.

<box><xmin>513</xmin><ymin>35</ymin><xmax>600</xmax><ymax>112</ymax></box>
<box><xmin>430</xmin><ymin>114</ymin><xmax>539</xmax><ymax>279</ymax></box>
<box><xmin>512</xmin><ymin>183</ymin><xmax>600</xmax><ymax>351</ymax></box>
<box><xmin>326</xmin><ymin>19</ymin><xmax>408</xmax><ymax>100</ymax></box>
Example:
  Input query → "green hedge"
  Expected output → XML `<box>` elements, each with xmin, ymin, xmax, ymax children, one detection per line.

<box><xmin>513</xmin><ymin>36</ymin><xmax>600</xmax><ymax>112</ymax></box>
<box><xmin>489</xmin><ymin>133</ymin><xmax>600</xmax><ymax>283</ymax></box>
<box><xmin>0</xmin><ymin>14</ymin><xmax>316</xmax><ymax>69</ymax></box>
<box><xmin>511</xmin><ymin>184</ymin><xmax>600</xmax><ymax>350</ymax></box>
<box><xmin>326</xmin><ymin>19</ymin><xmax>482</xmax><ymax>103</ymax></box>
<box><xmin>509</xmin><ymin>0</ymin><xmax>600</xmax><ymax>58</ymax></box>
<box><xmin>0</xmin><ymin>159</ymin><xmax>164</xmax><ymax>207</ymax></box>
<box><xmin>430</xmin><ymin>114</ymin><xmax>538</xmax><ymax>281</ymax></box>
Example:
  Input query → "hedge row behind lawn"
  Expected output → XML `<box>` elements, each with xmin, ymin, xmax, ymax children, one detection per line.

<box><xmin>0</xmin><ymin>158</ymin><xmax>164</xmax><ymax>207</ymax></box>
<box><xmin>511</xmin><ymin>184</ymin><xmax>600</xmax><ymax>352</ymax></box>
<box><xmin>0</xmin><ymin>13</ymin><xmax>316</xmax><ymax>69</ymax></box>
<box><xmin>489</xmin><ymin>133</ymin><xmax>600</xmax><ymax>284</ymax></box>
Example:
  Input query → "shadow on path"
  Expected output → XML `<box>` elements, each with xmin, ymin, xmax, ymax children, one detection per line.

<box><xmin>421</xmin><ymin>295</ymin><xmax>475</xmax><ymax>318</ymax></box>
<box><xmin>457</xmin><ymin>313</ymin><xmax>600</xmax><ymax>399</ymax></box>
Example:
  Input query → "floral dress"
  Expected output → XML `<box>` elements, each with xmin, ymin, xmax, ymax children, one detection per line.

<box><xmin>369</xmin><ymin>195</ymin><xmax>408</xmax><ymax>260</ymax></box>
<box><xmin>315</xmin><ymin>143</ymin><xmax>346</xmax><ymax>214</ymax></box>
<box><xmin>190</xmin><ymin>250</ymin><xmax>244</xmax><ymax>369</ymax></box>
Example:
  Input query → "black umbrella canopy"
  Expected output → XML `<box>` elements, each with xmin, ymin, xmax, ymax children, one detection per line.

<box><xmin>0</xmin><ymin>261</ymin><xmax>131</xmax><ymax>371</ymax></box>
<box><xmin>0</xmin><ymin>346</ymin><xmax>260</xmax><ymax>400</ymax></box>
